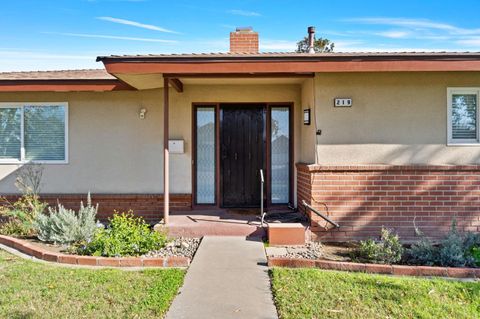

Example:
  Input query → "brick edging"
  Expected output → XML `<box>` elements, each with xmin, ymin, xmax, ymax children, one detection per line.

<box><xmin>296</xmin><ymin>163</ymin><xmax>480</xmax><ymax>172</ymax></box>
<box><xmin>0</xmin><ymin>235</ymin><xmax>189</xmax><ymax>268</ymax></box>
<box><xmin>268</xmin><ymin>257</ymin><xmax>480</xmax><ymax>279</ymax></box>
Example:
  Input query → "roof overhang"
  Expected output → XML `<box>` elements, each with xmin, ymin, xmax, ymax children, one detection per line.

<box><xmin>0</xmin><ymin>79</ymin><xmax>135</xmax><ymax>92</ymax></box>
<box><xmin>98</xmin><ymin>53</ymin><xmax>480</xmax><ymax>75</ymax></box>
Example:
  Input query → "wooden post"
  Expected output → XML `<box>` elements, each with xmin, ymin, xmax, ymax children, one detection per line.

<box><xmin>163</xmin><ymin>77</ymin><xmax>169</xmax><ymax>224</ymax></box>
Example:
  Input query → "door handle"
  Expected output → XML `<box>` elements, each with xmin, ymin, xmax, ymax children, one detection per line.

<box><xmin>234</xmin><ymin>152</ymin><xmax>238</xmax><ymax>160</ymax></box>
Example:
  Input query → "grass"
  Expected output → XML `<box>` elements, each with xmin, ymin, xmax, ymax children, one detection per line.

<box><xmin>0</xmin><ymin>249</ymin><xmax>185</xmax><ymax>319</ymax></box>
<box><xmin>271</xmin><ymin>267</ymin><xmax>480</xmax><ymax>319</ymax></box>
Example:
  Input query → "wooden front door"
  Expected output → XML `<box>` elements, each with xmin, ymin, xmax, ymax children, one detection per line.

<box><xmin>220</xmin><ymin>104</ymin><xmax>265</xmax><ymax>207</ymax></box>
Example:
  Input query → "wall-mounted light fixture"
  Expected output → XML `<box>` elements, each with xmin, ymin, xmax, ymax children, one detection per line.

<box><xmin>303</xmin><ymin>108</ymin><xmax>311</xmax><ymax>125</ymax></box>
<box><xmin>139</xmin><ymin>108</ymin><xmax>147</xmax><ymax>119</ymax></box>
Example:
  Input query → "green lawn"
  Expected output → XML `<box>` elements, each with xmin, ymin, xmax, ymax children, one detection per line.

<box><xmin>271</xmin><ymin>268</ymin><xmax>480</xmax><ymax>319</ymax></box>
<box><xmin>0</xmin><ymin>249</ymin><xmax>184</xmax><ymax>319</ymax></box>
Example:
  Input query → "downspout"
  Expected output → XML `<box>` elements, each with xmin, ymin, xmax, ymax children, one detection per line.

<box><xmin>163</xmin><ymin>77</ymin><xmax>170</xmax><ymax>224</ymax></box>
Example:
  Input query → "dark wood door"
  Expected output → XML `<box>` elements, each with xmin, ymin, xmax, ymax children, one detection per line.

<box><xmin>220</xmin><ymin>105</ymin><xmax>264</xmax><ymax>207</ymax></box>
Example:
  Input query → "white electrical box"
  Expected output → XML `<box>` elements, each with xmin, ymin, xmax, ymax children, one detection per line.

<box><xmin>334</xmin><ymin>98</ymin><xmax>352</xmax><ymax>107</ymax></box>
<box><xmin>168</xmin><ymin>140</ymin><xmax>184</xmax><ymax>154</ymax></box>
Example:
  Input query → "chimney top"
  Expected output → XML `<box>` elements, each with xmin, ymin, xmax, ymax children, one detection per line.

<box><xmin>307</xmin><ymin>26</ymin><xmax>316</xmax><ymax>54</ymax></box>
<box><xmin>236</xmin><ymin>26</ymin><xmax>253</xmax><ymax>32</ymax></box>
<box><xmin>230</xmin><ymin>27</ymin><xmax>259</xmax><ymax>54</ymax></box>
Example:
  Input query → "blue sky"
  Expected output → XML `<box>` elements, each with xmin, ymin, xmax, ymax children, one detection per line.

<box><xmin>2</xmin><ymin>0</ymin><xmax>480</xmax><ymax>71</ymax></box>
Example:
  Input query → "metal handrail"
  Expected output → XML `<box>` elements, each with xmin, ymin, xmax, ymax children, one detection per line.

<box><xmin>302</xmin><ymin>200</ymin><xmax>340</xmax><ymax>228</ymax></box>
<box><xmin>260</xmin><ymin>169</ymin><xmax>266</xmax><ymax>227</ymax></box>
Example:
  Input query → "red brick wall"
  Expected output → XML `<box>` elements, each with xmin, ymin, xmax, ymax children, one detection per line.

<box><xmin>2</xmin><ymin>194</ymin><xmax>192</xmax><ymax>224</ymax></box>
<box><xmin>297</xmin><ymin>163</ymin><xmax>480</xmax><ymax>242</ymax></box>
<box><xmin>230</xmin><ymin>30</ymin><xmax>259</xmax><ymax>53</ymax></box>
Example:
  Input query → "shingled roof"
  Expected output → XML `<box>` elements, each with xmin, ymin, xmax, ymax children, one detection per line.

<box><xmin>0</xmin><ymin>69</ymin><xmax>115</xmax><ymax>81</ymax></box>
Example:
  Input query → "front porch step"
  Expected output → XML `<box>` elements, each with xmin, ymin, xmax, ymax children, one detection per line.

<box><xmin>156</xmin><ymin>211</ymin><xmax>265</xmax><ymax>238</ymax></box>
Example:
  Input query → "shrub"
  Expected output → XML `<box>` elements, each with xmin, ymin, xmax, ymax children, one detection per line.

<box><xmin>0</xmin><ymin>164</ymin><xmax>47</xmax><ymax>236</ymax></box>
<box><xmin>356</xmin><ymin>228</ymin><xmax>404</xmax><ymax>264</ymax></box>
<box><xmin>405</xmin><ymin>237</ymin><xmax>438</xmax><ymax>266</ymax></box>
<box><xmin>78</xmin><ymin>212</ymin><xmax>167</xmax><ymax>257</ymax></box>
<box><xmin>35</xmin><ymin>194</ymin><xmax>98</xmax><ymax>245</ymax></box>
<box><xmin>437</xmin><ymin>225</ymin><xmax>469</xmax><ymax>267</ymax></box>
<box><xmin>0</xmin><ymin>195</ymin><xmax>47</xmax><ymax>236</ymax></box>
<box><xmin>470</xmin><ymin>246</ymin><xmax>480</xmax><ymax>267</ymax></box>
<box><xmin>0</xmin><ymin>219</ymin><xmax>31</xmax><ymax>237</ymax></box>
<box><xmin>406</xmin><ymin>219</ymin><xmax>480</xmax><ymax>267</ymax></box>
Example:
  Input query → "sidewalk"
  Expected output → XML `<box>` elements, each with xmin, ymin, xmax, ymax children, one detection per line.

<box><xmin>166</xmin><ymin>236</ymin><xmax>278</xmax><ymax>319</ymax></box>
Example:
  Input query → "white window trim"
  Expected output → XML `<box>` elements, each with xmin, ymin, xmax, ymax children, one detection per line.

<box><xmin>447</xmin><ymin>88</ymin><xmax>480</xmax><ymax>146</ymax></box>
<box><xmin>0</xmin><ymin>102</ymin><xmax>69</xmax><ymax>164</ymax></box>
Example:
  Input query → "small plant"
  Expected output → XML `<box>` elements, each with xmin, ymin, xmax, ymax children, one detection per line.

<box><xmin>470</xmin><ymin>246</ymin><xmax>480</xmax><ymax>267</ymax></box>
<box><xmin>35</xmin><ymin>194</ymin><xmax>98</xmax><ymax>245</ymax></box>
<box><xmin>356</xmin><ymin>228</ymin><xmax>404</xmax><ymax>264</ymax></box>
<box><xmin>0</xmin><ymin>219</ymin><xmax>31</xmax><ymax>237</ymax></box>
<box><xmin>15</xmin><ymin>164</ymin><xmax>44</xmax><ymax>196</ymax></box>
<box><xmin>405</xmin><ymin>237</ymin><xmax>438</xmax><ymax>266</ymax></box>
<box><xmin>0</xmin><ymin>164</ymin><xmax>47</xmax><ymax>236</ymax></box>
<box><xmin>78</xmin><ymin>212</ymin><xmax>167</xmax><ymax>257</ymax></box>
<box><xmin>406</xmin><ymin>219</ymin><xmax>480</xmax><ymax>267</ymax></box>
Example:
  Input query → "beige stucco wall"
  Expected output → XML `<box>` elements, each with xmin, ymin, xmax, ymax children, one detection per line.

<box><xmin>0</xmin><ymin>84</ymin><xmax>301</xmax><ymax>196</ymax></box>
<box><xmin>311</xmin><ymin>72</ymin><xmax>480</xmax><ymax>165</ymax></box>
<box><xmin>300</xmin><ymin>78</ymin><xmax>316</xmax><ymax>163</ymax></box>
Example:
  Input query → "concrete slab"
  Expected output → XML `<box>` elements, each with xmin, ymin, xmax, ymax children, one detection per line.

<box><xmin>160</xmin><ymin>211</ymin><xmax>265</xmax><ymax>238</ymax></box>
<box><xmin>265</xmin><ymin>247</ymin><xmax>288</xmax><ymax>257</ymax></box>
<box><xmin>166</xmin><ymin>236</ymin><xmax>278</xmax><ymax>319</ymax></box>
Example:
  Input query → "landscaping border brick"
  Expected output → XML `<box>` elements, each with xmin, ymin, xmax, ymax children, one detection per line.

<box><xmin>268</xmin><ymin>257</ymin><xmax>479</xmax><ymax>279</ymax></box>
<box><xmin>0</xmin><ymin>235</ymin><xmax>189</xmax><ymax>268</ymax></box>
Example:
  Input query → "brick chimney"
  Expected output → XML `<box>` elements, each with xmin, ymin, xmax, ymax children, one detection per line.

<box><xmin>229</xmin><ymin>27</ymin><xmax>259</xmax><ymax>54</ymax></box>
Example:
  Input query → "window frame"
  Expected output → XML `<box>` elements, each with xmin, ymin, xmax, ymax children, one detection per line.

<box><xmin>0</xmin><ymin>102</ymin><xmax>68</xmax><ymax>164</ymax></box>
<box><xmin>447</xmin><ymin>88</ymin><xmax>480</xmax><ymax>146</ymax></box>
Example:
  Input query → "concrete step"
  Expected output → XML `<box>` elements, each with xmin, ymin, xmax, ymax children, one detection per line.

<box><xmin>156</xmin><ymin>211</ymin><xmax>266</xmax><ymax>238</ymax></box>
<box><xmin>166</xmin><ymin>223</ymin><xmax>265</xmax><ymax>238</ymax></box>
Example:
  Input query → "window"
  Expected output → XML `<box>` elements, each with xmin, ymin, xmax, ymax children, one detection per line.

<box><xmin>271</xmin><ymin>106</ymin><xmax>291</xmax><ymax>204</ymax></box>
<box><xmin>0</xmin><ymin>103</ymin><xmax>68</xmax><ymax>163</ymax></box>
<box><xmin>195</xmin><ymin>106</ymin><xmax>216</xmax><ymax>204</ymax></box>
<box><xmin>448</xmin><ymin>88</ymin><xmax>480</xmax><ymax>145</ymax></box>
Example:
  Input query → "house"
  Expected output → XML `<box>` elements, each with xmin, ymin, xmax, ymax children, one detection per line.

<box><xmin>1</xmin><ymin>27</ymin><xmax>480</xmax><ymax>241</ymax></box>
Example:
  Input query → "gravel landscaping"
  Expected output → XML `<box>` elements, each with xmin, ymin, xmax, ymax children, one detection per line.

<box><xmin>266</xmin><ymin>241</ymin><xmax>353</xmax><ymax>261</ymax></box>
<box><xmin>144</xmin><ymin>237</ymin><xmax>201</xmax><ymax>259</ymax></box>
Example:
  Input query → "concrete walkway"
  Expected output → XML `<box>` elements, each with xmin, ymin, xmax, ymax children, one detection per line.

<box><xmin>166</xmin><ymin>236</ymin><xmax>278</xmax><ymax>319</ymax></box>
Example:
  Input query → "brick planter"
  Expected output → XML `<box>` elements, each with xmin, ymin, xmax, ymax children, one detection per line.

<box><xmin>268</xmin><ymin>257</ymin><xmax>480</xmax><ymax>279</ymax></box>
<box><xmin>297</xmin><ymin>163</ymin><xmax>480</xmax><ymax>241</ymax></box>
<box><xmin>0</xmin><ymin>235</ymin><xmax>189</xmax><ymax>268</ymax></box>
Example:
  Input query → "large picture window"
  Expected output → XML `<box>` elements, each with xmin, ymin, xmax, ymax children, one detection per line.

<box><xmin>448</xmin><ymin>89</ymin><xmax>480</xmax><ymax>145</ymax></box>
<box><xmin>0</xmin><ymin>103</ymin><xmax>68</xmax><ymax>163</ymax></box>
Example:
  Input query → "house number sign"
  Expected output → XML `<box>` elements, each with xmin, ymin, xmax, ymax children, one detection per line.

<box><xmin>334</xmin><ymin>98</ymin><xmax>352</xmax><ymax>107</ymax></box>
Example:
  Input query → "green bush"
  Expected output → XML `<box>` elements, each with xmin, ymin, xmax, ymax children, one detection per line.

<box><xmin>406</xmin><ymin>220</ymin><xmax>480</xmax><ymax>267</ymax></box>
<box><xmin>78</xmin><ymin>212</ymin><xmax>167</xmax><ymax>257</ymax></box>
<box><xmin>35</xmin><ymin>194</ymin><xmax>98</xmax><ymax>245</ymax></box>
<box><xmin>0</xmin><ymin>219</ymin><xmax>31</xmax><ymax>237</ymax></box>
<box><xmin>0</xmin><ymin>195</ymin><xmax>47</xmax><ymax>236</ymax></box>
<box><xmin>470</xmin><ymin>246</ymin><xmax>480</xmax><ymax>267</ymax></box>
<box><xmin>0</xmin><ymin>163</ymin><xmax>48</xmax><ymax>237</ymax></box>
<box><xmin>356</xmin><ymin>228</ymin><xmax>404</xmax><ymax>264</ymax></box>
<box><xmin>405</xmin><ymin>237</ymin><xmax>438</xmax><ymax>266</ymax></box>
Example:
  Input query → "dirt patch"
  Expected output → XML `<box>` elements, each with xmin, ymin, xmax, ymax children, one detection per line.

<box><xmin>18</xmin><ymin>237</ymin><xmax>69</xmax><ymax>254</ymax></box>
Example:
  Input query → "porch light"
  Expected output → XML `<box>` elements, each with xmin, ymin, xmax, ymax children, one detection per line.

<box><xmin>303</xmin><ymin>108</ymin><xmax>311</xmax><ymax>125</ymax></box>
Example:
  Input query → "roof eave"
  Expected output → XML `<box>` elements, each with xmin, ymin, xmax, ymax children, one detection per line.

<box><xmin>0</xmin><ymin>79</ymin><xmax>136</xmax><ymax>92</ymax></box>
